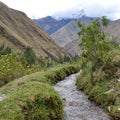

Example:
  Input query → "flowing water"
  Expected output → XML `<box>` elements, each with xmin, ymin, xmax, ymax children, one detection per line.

<box><xmin>54</xmin><ymin>72</ymin><xmax>112</xmax><ymax>120</ymax></box>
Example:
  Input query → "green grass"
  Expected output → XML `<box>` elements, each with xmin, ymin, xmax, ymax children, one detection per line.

<box><xmin>0</xmin><ymin>82</ymin><xmax>62</xmax><ymax>120</ymax></box>
<box><xmin>0</xmin><ymin>63</ymin><xmax>80</xmax><ymax>120</ymax></box>
<box><xmin>76</xmin><ymin>49</ymin><xmax>120</xmax><ymax>119</ymax></box>
<box><xmin>77</xmin><ymin>71</ymin><xmax>120</xmax><ymax>119</ymax></box>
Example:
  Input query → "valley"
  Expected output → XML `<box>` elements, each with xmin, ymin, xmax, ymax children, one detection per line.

<box><xmin>0</xmin><ymin>1</ymin><xmax>120</xmax><ymax>120</ymax></box>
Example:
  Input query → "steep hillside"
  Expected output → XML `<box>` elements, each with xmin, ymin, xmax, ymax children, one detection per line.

<box><xmin>105</xmin><ymin>19</ymin><xmax>120</xmax><ymax>43</ymax></box>
<box><xmin>64</xmin><ymin>39</ymin><xmax>80</xmax><ymax>56</ymax></box>
<box><xmin>51</xmin><ymin>17</ymin><xmax>94</xmax><ymax>48</ymax></box>
<box><xmin>33</xmin><ymin>16</ymin><xmax>72</xmax><ymax>34</ymax></box>
<box><xmin>0</xmin><ymin>2</ymin><xmax>69</xmax><ymax>60</ymax></box>
<box><xmin>64</xmin><ymin>19</ymin><xmax>120</xmax><ymax>57</ymax></box>
<box><xmin>51</xmin><ymin>20</ymin><xmax>80</xmax><ymax>47</ymax></box>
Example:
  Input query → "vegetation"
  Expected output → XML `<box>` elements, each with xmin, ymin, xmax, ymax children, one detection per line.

<box><xmin>24</xmin><ymin>47</ymin><xmax>36</xmax><ymax>66</ymax></box>
<box><xmin>102</xmin><ymin>16</ymin><xmax>110</xmax><ymax>26</ymax></box>
<box><xmin>76</xmin><ymin>17</ymin><xmax>120</xmax><ymax>119</ymax></box>
<box><xmin>0</xmin><ymin>44</ymin><xmax>12</xmax><ymax>56</ymax></box>
<box><xmin>0</xmin><ymin>43</ymin><xmax>79</xmax><ymax>119</ymax></box>
<box><xmin>77</xmin><ymin>18</ymin><xmax>113</xmax><ymax>85</ymax></box>
<box><xmin>0</xmin><ymin>43</ymin><xmax>77</xmax><ymax>87</ymax></box>
<box><xmin>0</xmin><ymin>54</ymin><xmax>25</xmax><ymax>87</ymax></box>
<box><xmin>1</xmin><ymin>10</ymin><xmax>120</xmax><ymax>119</ymax></box>
<box><xmin>0</xmin><ymin>52</ymin><xmax>43</xmax><ymax>87</ymax></box>
<box><xmin>0</xmin><ymin>63</ymin><xmax>80</xmax><ymax>120</ymax></box>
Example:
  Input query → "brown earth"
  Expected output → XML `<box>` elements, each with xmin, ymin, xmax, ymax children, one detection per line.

<box><xmin>0</xmin><ymin>2</ymin><xmax>69</xmax><ymax>60</ymax></box>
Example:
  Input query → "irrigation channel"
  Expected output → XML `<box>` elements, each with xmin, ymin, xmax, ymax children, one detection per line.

<box><xmin>54</xmin><ymin>71</ymin><xmax>112</xmax><ymax>120</ymax></box>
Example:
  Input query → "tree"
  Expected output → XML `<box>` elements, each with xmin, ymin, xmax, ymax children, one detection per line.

<box><xmin>24</xmin><ymin>47</ymin><xmax>36</xmax><ymax>66</ymax></box>
<box><xmin>78</xmin><ymin>17</ymin><xmax>112</xmax><ymax>85</ymax></box>
<box><xmin>102</xmin><ymin>16</ymin><xmax>110</xmax><ymax>26</ymax></box>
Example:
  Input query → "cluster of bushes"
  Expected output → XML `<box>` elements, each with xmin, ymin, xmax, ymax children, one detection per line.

<box><xmin>0</xmin><ymin>43</ymin><xmax>80</xmax><ymax>87</ymax></box>
<box><xmin>0</xmin><ymin>45</ymin><xmax>50</xmax><ymax>86</ymax></box>
<box><xmin>0</xmin><ymin>54</ymin><xmax>25</xmax><ymax>86</ymax></box>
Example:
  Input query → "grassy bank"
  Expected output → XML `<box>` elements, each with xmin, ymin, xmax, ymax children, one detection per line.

<box><xmin>0</xmin><ymin>63</ymin><xmax>80</xmax><ymax>120</ymax></box>
<box><xmin>76</xmin><ymin>49</ymin><xmax>120</xmax><ymax>119</ymax></box>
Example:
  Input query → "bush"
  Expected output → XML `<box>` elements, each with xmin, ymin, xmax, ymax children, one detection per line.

<box><xmin>24</xmin><ymin>47</ymin><xmax>36</xmax><ymax>66</ymax></box>
<box><xmin>0</xmin><ymin>54</ymin><xmax>25</xmax><ymax>86</ymax></box>
<box><xmin>0</xmin><ymin>44</ymin><xmax>12</xmax><ymax>56</ymax></box>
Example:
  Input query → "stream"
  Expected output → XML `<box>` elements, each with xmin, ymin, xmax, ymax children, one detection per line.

<box><xmin>54</xmin><ymin>72</ymin><xmax>112</xmax><ymax>120</ymax></box>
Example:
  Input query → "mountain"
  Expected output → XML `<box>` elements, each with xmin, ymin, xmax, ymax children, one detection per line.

<box><xmin>105</xmin><ymin>19</ymin><xmax>120</xmax><ymax>42</ymax></box>
<box><xmin>33</xmin><ymin>16</ymin><xmax>72</xmax><ymax>34</ymax></box>
<box><xmin>50</xmin><ymin>17</ymin><xmax>95</xmax><ymax>56</ymax></box>
<box><xmin>64</xmin><ymin>39</ymin><xmax>80</xmax><ymax>56</ymax></box>
<box><xmin>51</xmin><ymin>20</ymin><xmax>80</xmax><ymax>47</ymax></box>
<box><xmin>0</xmin><ymin>2</ymin><xmax>69</xmax><ymax>61</ymax></box>
<box><xmin>64</xmin><ymin>19</ymin><xmax>120</xmax><ymax>56</ymax></box>
<box><xmin>51</xmin><ymin>16</ymin><xmax>95</xmax><ymax>47</ymax></box>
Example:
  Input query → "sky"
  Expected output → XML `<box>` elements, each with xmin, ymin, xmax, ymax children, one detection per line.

<box><xmin>1</xmin><ymin>0</ymin><xmax>120</xmax><ymax>20</ymax></box>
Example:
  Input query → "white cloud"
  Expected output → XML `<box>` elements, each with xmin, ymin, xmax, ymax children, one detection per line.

<box><xmin>1</xmin><ymin>0</ymin><xmax>120</xmax><ymax>20</ymax></box>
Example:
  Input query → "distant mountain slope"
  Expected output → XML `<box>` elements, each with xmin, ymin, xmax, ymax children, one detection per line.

<box><xmin>65</xmin><ymin>19</ymin><xmax>120</xmax><ymax>56</ymax></box>
<box><xmin>64</xmin><ymin>39</ymin><xmax>80</xmax><ymax>56</ymax></box>
<box><xmin>51</xmin><ymin>20</ymin><xmax>80</xmax><ymax>47</ymax></box>
<box><xmin>105</xmin><ymin>19</ymin><xmax>120</xmax><ymax>40</ymax></box>
<box><xmin>33</xmin><ymin>16</ymin><xmax>72</xmax><ymax>34</ymax></box>
<box><xmin>51</xmin><ymin>17</ymin><xmax>95</xmax><ymax>47</ymax></box>
<box><xmin>0</xmin><ymin>2</ymin><xmax>69</xmax><ymax>60</ymax></box>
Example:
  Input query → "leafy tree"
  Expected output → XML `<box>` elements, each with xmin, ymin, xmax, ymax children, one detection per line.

<box><xmin>102</xmin><ymin>16</ymin><xmax>110</xmax><ymax>26</ymax></box>
<box><xmin>78</xmin><ymin>17</ymin><xmax>113</xmax><ymax>85</ymax></box>
<box><xmin>24</xmin><ymin>47</ymin><xmax>36</xmax><ymax>66</ymax></box>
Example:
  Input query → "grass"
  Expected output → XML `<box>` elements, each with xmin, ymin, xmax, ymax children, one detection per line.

<box><xmin>0</xmin><ymin>63</ymin><xmax>80</xmax><ymax>120</ymax></box>
<box><xmin>0</xmin><ymin>82</ymin><xmax>62</xmax><ymax>120</ymax></box>
<box><xmin>76</xmin><ymin>49</ymin><xmax>120</xmax><ymax>119</ymax></box>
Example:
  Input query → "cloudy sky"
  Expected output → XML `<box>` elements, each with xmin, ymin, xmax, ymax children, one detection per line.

<box><xmin>1</xmin><ymin>0</ymin><xmax>120</xmax><ymax>20</ymax></box>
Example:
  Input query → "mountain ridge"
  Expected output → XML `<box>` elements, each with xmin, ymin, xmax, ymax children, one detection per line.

<box><xmin>33</xmin><ymin>16</ymin><xmax>72</xmax><ymax>34</ymax></box>
<box><xmin>105</xmin><ymin>19</ymin><xmax>120</xmax><ymax>39</ymax></box>
<box><xmin>50</xmin><ymin>17</ymin><xmax>95</xmax><ymax>56</ymax></box>
<box><xmin>0</xmin><ymin>1</ymin><xmax>69</xmax><ymax>60</ymax></box>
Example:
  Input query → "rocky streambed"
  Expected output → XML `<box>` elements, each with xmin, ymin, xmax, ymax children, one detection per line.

<box><xmin>54</xmin><ymin>72</ymin><xmax>112</xmax><ymax>120</ymax></box>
